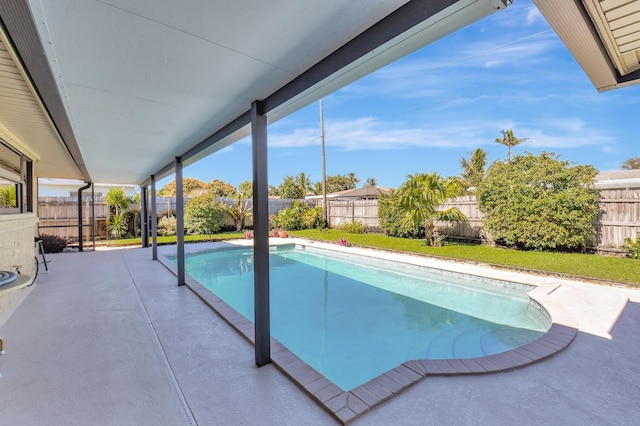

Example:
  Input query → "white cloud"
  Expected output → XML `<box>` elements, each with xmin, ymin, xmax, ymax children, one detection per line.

<box><xmin>270</xmin><ymin>117</ymin><xmax>497</xmax><ymax>151</ymax></box>
<box><xmin>269</xmin><ymin>115</ymin><xmax>616</xmax><ymax>154</ymax></box>
<box><xmin>520</xmin><ymin>118</ymin><xmax>614</xmax><ymax>149</ymax></box>
<box><xmin>525</xmin><ymin>6</ymin><xmax>545</xmax><ymax>26</ymax></box>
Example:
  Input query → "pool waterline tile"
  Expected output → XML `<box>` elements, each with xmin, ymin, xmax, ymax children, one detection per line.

<box><xmin>158</xmin><ymin>242</ymin><xmax>577</xmax><ymax>425</ymax></box>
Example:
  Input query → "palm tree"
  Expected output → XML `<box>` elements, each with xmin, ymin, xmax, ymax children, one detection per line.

<box><xmin>296</xmin><ymin>172</ymin><xmax>313</xmax><ymax>196</ymax></box>
<box><xmin>398</xmin><ymin>173</ymin><xmax>468</xmax><ymax>246</ymax></box>
<box><xmin>365</xmin><ymin>177</ymin><xmax>377</xmax><ymax>187</ymax></box>
<box><xmin>460</xmin><ymin>148</ymin><xmax>488</xmax><ymax>189</ymax></box>
<box><xmin>495</xmin><ymin>129</ymin><xmax>528</xmax><ymax>160</ymax></box>
<box><xmin>346</xmin><ymin>172</ymin><xmax>360</xmax><ymax>189</ymax></box>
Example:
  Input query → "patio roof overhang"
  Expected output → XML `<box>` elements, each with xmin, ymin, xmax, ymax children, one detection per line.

<box><xmin>534</xmin><ymin>0</ymin><xmax>640</xmax><ymax>93</ymax></box>
<box><xmin>0</xmin><ymin>0</ymin><xmax>510</xmax><ymax>186</ymax></box>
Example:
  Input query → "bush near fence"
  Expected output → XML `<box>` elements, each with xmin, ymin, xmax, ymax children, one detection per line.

<box><xmin>38</xmin><ymin>190</ymin><xmax>640</xmax><ymax>252</ymax></box>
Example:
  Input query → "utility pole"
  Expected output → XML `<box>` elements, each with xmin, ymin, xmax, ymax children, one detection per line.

<box><xmin>320</xmin><ymin>99</ymin><xmax>328</xmax><ymax>225</ymax></box>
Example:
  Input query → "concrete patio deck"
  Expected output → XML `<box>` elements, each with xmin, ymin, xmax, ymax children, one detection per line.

<box><xmin>0</xmin><ymin>245</ymin><xmax>639</xmax><ymax>425</ymax></box>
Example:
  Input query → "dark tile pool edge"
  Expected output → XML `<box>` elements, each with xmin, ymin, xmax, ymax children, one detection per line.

<box><xmin>157</xmin><ymin>252</ymin><xmax>578</xmax><ymax>425</ymax></box>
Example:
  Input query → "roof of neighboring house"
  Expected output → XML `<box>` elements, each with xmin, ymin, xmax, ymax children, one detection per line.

<box><xmin>307</xmin><ymin>186</ymin><xmax>392</xmax><ymax>200</ymax></box>
<box><xmin>595</xmin><ymin>169</ymin><xmax>640</xmax><ymax>189</ymax></box>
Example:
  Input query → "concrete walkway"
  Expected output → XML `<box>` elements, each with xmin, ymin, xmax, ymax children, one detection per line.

<box><xmin>0</xmin><ymin>246</ymin><xmax>639</xmax><ymax>425</ymax></box>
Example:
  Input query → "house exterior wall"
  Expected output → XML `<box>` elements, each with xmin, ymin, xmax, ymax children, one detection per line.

<box><xmin>0</xmin><ymin>213</ymin><xmax>37</xmax><ymax>326</ymax></box>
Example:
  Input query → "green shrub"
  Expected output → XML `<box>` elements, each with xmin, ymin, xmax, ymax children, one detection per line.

<box><xmin>378</xmin><ymin>190</ymin><xmax>424</xmax><ymax>238</ymax></box>
<box><xmin>38</xmin><ymin>234</ymin><xmax>68</xmax><ymax>253</ymax></box>
<box><xmin>272</xmin><ymin>200</ymin><xmax>310</xmax><ymax>230</ymax></box>
<box><xmin>623</xmin><ymin>233</ymin><xmax>640</xmax><ymax>259</ymax></box>
<box><xmin>303</xmin><ymin>206</ymin><xmax>325</xmax><ymax>229</ymax></box>
<box><xmin>158</xmin><ymin>216</ymin><xmax>177</xmax><ymax>236</ymax></box>
<box><xmin>184</xmin><ymin>194</ymin><xmax>226</xmax><ymax>237</ymax></box>
<box><xmin>477</xmin><ymin>152</ymin><xmax>599</xmax><ymax>251</ymax></box>
<box><xmin>340</xmin><ymin>220</ymin><xmax>366</xmax><ymax>234</ymax></box>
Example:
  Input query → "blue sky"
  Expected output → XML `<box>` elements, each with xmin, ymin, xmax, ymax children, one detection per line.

<box><xmin>175</xmin><ymin>0</ymin><xmax>640</xmax><ymax>190</ymax></box>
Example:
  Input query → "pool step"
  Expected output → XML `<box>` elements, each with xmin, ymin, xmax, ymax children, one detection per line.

<box><xmin>426</xmin><ymin>325</ymin><xmax>478</xmax><ymax>359</ymax></box>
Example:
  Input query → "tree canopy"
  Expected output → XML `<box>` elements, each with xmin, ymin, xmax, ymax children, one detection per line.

<box><xmin>621</xmin><ymin>157</ymin><xmax>640</xmax><ymax>170</ymax></box>
<box><xmin>158</xmin><ymin>178</ymin><xmax>206</xmax><ymax>197</ymax></box>
<box><xmin>206</xmin><ymin>179</ymin><xmax>237</xmax><ymax>198</ymax></box>
<box><xmin>477</xmin><ymin>152</ymin><xmax>599</xmax><ymax>251</ymax></box>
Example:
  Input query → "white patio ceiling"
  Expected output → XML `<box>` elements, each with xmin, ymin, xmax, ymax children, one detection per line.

<box><xmin>0</xmin><ymin>0</ymin><xmax>510</xmax><ymax>186</ymax></box>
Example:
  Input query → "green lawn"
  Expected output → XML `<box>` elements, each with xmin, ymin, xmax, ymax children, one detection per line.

<box><xmin>106</xmin><ymin>229</ymin><xmax>638</xmax><ymax>285</ymax></box>
<box><xmin>108</xmin><ymin>232</ymin><xmax>245</xmax><ymax>246</ymax></box>
<box><xmin>289</xmin><ymin>229</ymin><xmax>640</xmax><ymax>285</ymax></box>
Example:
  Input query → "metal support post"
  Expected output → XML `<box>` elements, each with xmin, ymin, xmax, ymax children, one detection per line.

<box><xmin>141</xmin><ymin>186</ymin><xmax>149</xmax><ymax>248</ymax></box>
<box><xmin>252</xmin><ymin>100</ymin><xmax>271</xmax><ymax>366</ymax></box>
<box><xmin>151</xmin><ymin>175</ymin><xmax>158</xmax><ymax>260</ymax></box>
<box><xmin>175</xmin><ymin>158</ymin><xmax>186</xmax><ymax>286</ymax></box>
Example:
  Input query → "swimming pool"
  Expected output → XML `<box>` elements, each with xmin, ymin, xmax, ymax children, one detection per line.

<box><xmin>171</xmin><ymin>244</ymin><xmax>550</xmax><ymax>391</ymax></box>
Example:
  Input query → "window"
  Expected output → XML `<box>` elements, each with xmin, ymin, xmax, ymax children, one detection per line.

<box><xmin>0</xmin><ymin>140</ymin><xmax>33</xmax><ymax>214</ymax></box>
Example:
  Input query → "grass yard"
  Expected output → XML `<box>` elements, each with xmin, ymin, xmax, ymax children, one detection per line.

<box><xmin>289</xmin><ymin>229</ymin><xmax>640</xmax><ymax>285</ymax></box>
<box><xmin>108</xmin><ymin>232</ymin><xmax>245</xmax><ymax>246</ymax></box>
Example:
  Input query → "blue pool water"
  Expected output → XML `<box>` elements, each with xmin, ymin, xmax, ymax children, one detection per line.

<box><xmin>173</xmin><ymin>245</ymin><xmax>549</xmax><ymax>390</ymax></box>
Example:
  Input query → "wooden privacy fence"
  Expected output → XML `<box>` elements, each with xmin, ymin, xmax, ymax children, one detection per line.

<box><xmin>322</xmin><ymin>192</ymin><xmax>638</xmax><ymax>252</ymax></box>
<box><xmin>323</xmin><ymin>200</ymin><xmax>381</xmax><ymax>231</ymax></box>
<box><xmin>37</xmin><ymin>196</ymin><xmax>296</xmax><ymax>239</ymax></box>
<box><xmin>38</xmin><ymin>190</ymin><xmax>640</xmax><ymax>251</ymax></box>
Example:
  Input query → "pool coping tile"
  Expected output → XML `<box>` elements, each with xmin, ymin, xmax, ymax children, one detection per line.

<box><xmin>159</xmin><ymin>243</ymin><xmax>579</xmax><ymax>425</ymax></box>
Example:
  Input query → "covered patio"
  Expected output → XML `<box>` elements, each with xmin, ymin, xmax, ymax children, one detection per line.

<box><xmin>1</xmin><ymin>245</ymin><xmax>639</xmax><ymax>424</ymax></box>
<box><xmin>2</xmin><ymin>0</ymin><xmax>640</xmax><ymax>424</ymax></box>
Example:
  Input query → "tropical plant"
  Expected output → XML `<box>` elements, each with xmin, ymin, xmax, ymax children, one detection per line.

<box><xmin>157</xmin><ymin>216</ymin><xmax>177</xmax><ymax>236</ymax></box>
<box><xmin>621</xmin><ymin>157</ymin><xmax>640</xmax><ymax>170</ymax></box>
<box><xmin>206</xmin><ymin>179</ymin><xmax>237</xmax><ymax>198</ymax></box>
<box><xmin>226</xmin><ymin>196</ymin><xmax>252</xmax><ymax>231</ymax></box>
<box><xmin>238</xmin><ymin>180</ymin><xmax>253</xmax><ymax>198</ymax></box>
<box><xmin>346</xmin><ymin>172</ymin><xmax>360</xmax><ymax>188</ymax></box>
<box><xmin>184</xmin><ymin>193</ymin><xmax>226</xmax><ymax>238</ymax></box>
<box><xmin>378</xmin><ymin>190</ymin><xmax>425</xmax><ymax>238</ymax></box>
<box><xmin>311</xmin><ymin>181</ymin><xmax>324</xmax><ymax>196</ymax></box>
<box><xmin>0</xmin><ymin>184</ymin><xmax>17</xmax><ymax>208</ymax></box>
<box><xmin>278</xmin><ymin>175</ymin><xmax>304</xmax><ymax>199</ymax></box>
<box><xmin>108</xmin><ymin>214</ymin><xmax>129</xmax><ymax>239</ymax></box>
<box><xmin>397</xmin><ymin>173</ymin><xmax>468</xmax><ymax>246</ymax></box>
<box><xmin>623</xmin><ymin>233</ymin><xmax>640</xmax><ymax>259</ymax></box>
<box><xmin>460</xmin><ymin>148</ymin><xmax>488</xmax><ymax>190</ymax></box>
<box><xmin>476</xmin><ymin>152</ymin><xmax>599</xmax><ymax>251</ymax></box>
<box><xmin>105</xmin><ymin>187</ymin><xmax>130</xmax><ymax>216</ymax></box>
<box><xmin>495</xmin><ymin>129</ymin><xmax>528</xmax><ymax>160</ymax></box>
<box><xmin>340</xmin><ymin>220</ymin><xmax>366</xmax><ymax>234</ymax></box>
<box><xmin>337</xmin><ymin>238</ymin><xmax>350</xmax><ymax>247</ymax></box>
<box><xmin>365</xmin><ymin>177</ymin><xmax>377</xmax><ymax>187</ymax></box>
<box><xmin>271</xmin><ymin>200</ymin><xmax>310</xmax><ymax>230</ymax></box>
<box><xmin>302</xmin><ymin>206</ymin><xmax>324</xmax><ymax>229</ymax></box>
<box><xmin>268</xmin><ymin>185</ymin><xmax>279</xmax><ymax>197</ymax></box>
<box><xmin>296</xmin><ymin>172</ymin><xmax>314</xmax><ymax>196</ymax></box>
<box><xmin>104</xmin><ymin>187</ymin><xmax>132</xmax><ymax>240</ymax></box>
<box><xmin>326</xmin><ymin>174</ymin><xmax>355</xmax><ymax>193</ymax></box>
<box><xmin>38</xmin><ymin>233</ymin><xmax>68</xmax><ymax>253</ymax></box>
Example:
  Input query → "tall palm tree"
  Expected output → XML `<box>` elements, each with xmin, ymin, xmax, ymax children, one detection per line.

<box><xmin>398</xmin><ymin>173</ymin><xmax>468</xmax><ymax>246</ymax></box>
<box><xmin>495</xmin><ymin>129</ymin><xmax>528</xmax><ymax>160</ymax></box>
<box><xmin>460</xmin><ymin>148</ymin><xmax>488</xmax><ymax>189</ymax></box>
<box><xmin>296</xmin><ymin>172</ymin><xmax>313</xmax><ymax>195</ymax></box>
<box><xmin>365</xmin><ymin>177</ymin><xmax>377</xmax><ymax>187</ymax></box>
<box><xmin>346</xmin><ymin>172</ymin><xmax>360</xmax><ymax>189</ymax></box>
